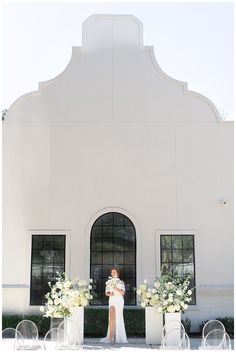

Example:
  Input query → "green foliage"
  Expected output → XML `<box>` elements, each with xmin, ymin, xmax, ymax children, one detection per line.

<box><xmin>2</xmin><ymin>315</ymin><xmax>50</xmax><ymax>337</ymax></box>
<box><xmin>181</xmin><ymin>317</ymin><xmax>191</xmax><ymax>334</ymax></box>
<box><xmin>199</xmin><ymin>317</ymin><xmax>234</xmax><ymax>337</ymax></box>
<box><xmin>2</xmin><ymin>308</ymin><xmax>145</xmax><ymax>337</ymax></box>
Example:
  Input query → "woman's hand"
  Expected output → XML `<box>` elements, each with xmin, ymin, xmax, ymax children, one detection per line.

<box><xmin>105</xmin><ymin>291</ymin><xmax>114</xmax><ymax>297</ymax></box>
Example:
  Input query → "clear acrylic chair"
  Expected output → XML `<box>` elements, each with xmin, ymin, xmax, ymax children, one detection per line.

<box><xmin>199</xmin><ymin>328</ymin><xmax>226</xmax><ymax>350</ymax></box>
<box><xmin>223</xmin><ymin>332</ymin><xmax>232</xmax><ymax>350</ymax></box>
<box><xmin>57</xmin><ymin>319</ymin><xmax>81</xmax><ymax>349</ymax></box>
<box><xmin>162</xmin><ymin>319</ymin><xmax>186</xmax><ymax>338</ymax></box>
<box><xmin>16</xmin><ymin>320</ymin><xmax>41</xmax><ymax>350</ymax></box>
<box><xmin>160</xmin><ymin>328</ymin><xmax>190</xmax><ymax>350</ymax></box>
<box><xmin>199</xmin><ymin>320</ymin><xmax>226</xmax><ymax>350</ymax></box>
<box><xmin>2</xmin><ymin>327</ymin><xmax>24</xmax><ymax>350</ymax></box>
<box><xmin>43</xmin><ymin>327</ymin><xmax>64</xmax><ymax>350</ymax></box>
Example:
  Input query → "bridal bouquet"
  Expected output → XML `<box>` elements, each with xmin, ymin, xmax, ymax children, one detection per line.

<box><xmin>40</xmin><ymin>272</ymin><xmax>94</xmax><ymax>318</ymax></box>
<box><xmin>105</xmin><ymin>276</ymin><xmax>121</xmax><ymax>291</ymax></box>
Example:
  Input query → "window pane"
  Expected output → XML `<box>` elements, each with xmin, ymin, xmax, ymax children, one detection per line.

<box><xmin>114</xmin><ymin>226</ymin><xmax>125</xmax><ymax>239</ymax></box>
<box><xmin>91</xmin><ymin>252</ymin><xmax>102</xmax><ymax>264</ymax></box>
<box><xmin>91</xmin><ymin>239</ymin><xmax>103</xmax><ymax>251</ymax></box>
<box><xmin>91</xmin><ymin>226</ymin><xmax>102</xmax><ymax>238</ymax></box>
<box><xmin>32</xmin><ymin>236</ymin><xmax>44</xmax><ymax>249</ymax></box>
<box><xmin>114</xmin><ymin>213</ymin><xmax>125</xmax><ymax>225</ymax></box>
<box><xmin>114</xmin><ymin>239</ymin><xmax>124</xmax><ymax>251</ymax></box>
<box><xmin>183</xmin><ymin>236</ymin><xmax>193</xmax><ymax>249</ymax></box>
<box><xmin>172</xmin><ymin>236</ymin><xmax>182</xmax><ymax>249</ymax></box>
<box><xmin>103</xmin><ymin>239</ymin><xmax>113</xmax><ymax>251</ymax></box>
<box><xmin>44</xmin><ymin>236</ymin><xmax>54</xmax><ymax>249</ymax></box>
<box><xmin>125</xmin><ymin>252</ymin><xmax>135</xmax><ymax>264</ymax></box>
<box><xmin>94</xmin><ymin>217</ymin><xmax>102</xmax><ymax>226</ymax></box>
<box><xmin>172</xmin><ymin>250</ymin><xmax>183</xmax><ymax>263</ymax></box>
<box><xmin>103</xmin><ymin>226</ymin><xmax>113</xmax><ymax>238</ymax></box>
<box><xmin>54</xmin><ymin>236</ymin><xmax>65</xmax><ymax>249</ymax></box>
<box><xmin>103</xmin><ymin>252</ymin><xmax>113</xmax><ymax>264</ymax></box>
<box><xmin>161</xmin><ymin>235</ymin><xmax>172</xmax><ymax>249</ymax></box>
<box><xmin>103</xmin><ymin>213</ymin><xmax>113</xmax><ymax>225</ymax></box>
<box><xmin>161</xmin><ymin>250</ymin><xmax>172</xmax><ymax>262</ymax></box>
<box><xmin>91</xmin><ymin>265</ymin><xmax>102</xmax><ymax>278</ymax></box>
<box><xmin>125</xmin><ymin>265</ymin><xmax>135</xmax><ymax>278</ymax></box>
<box><xmin>183</xmin><ymin>250</ymin><xmax>194</xmax><ymax>263</ymax></box>
<box><xmin>114</xmin><ymin>252</ymin><xmax>124</xmax><ymax>264</ymax></box>
<box><xmin>125</xmin><ymin>237</ymin><xmax>135</xmax><ymax>251</ymax></box>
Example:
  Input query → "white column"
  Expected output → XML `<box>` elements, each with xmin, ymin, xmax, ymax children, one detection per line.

<box><xmin>145</xmin><ymin>306</ymin><xmax>163</xmax><ymax>344</ymax></box>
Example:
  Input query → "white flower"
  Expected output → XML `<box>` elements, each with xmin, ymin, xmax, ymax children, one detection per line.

<box><xmin>143</xmin><ymin>279</ymin><xmax>148</xmax><ymax>284</ymax></box>
<box><xmin>187</xmin><ymin>290</ymin><xmax>192</xmax><ymax>296</ymax></box>
<box><xmin>137</xmin><ymin>289</ymin><xmax>141</xmax><ymax>295</ymax></box>
<box><xmin>176</xmin><ymin>289</ymin><xmax>182</xmax><ymax>296</ymax></box>
<box><xmin>154</xmin><ymin>281</ymin><xmax>160</xmax><ymax>289</ymax></box>
<box><xmin>146</xmin><ymin>292</ymin><xmax>152</xmax><ymax>298</ymax></box>
<box><xmin>88</xmin><ymin>285</ymin><xmax>92</xmax><ymax>289</ymax></box>
<box><xmin>167</xmin><ymin>305</ymin><xmax>176</xmax><ymax>313</ymax></box>
<box><xmin>157</xmin><ymin>307</ymin><xmax>163</xmax><ymax>313</ymax></box>
<box><xmin>40</xmin><ymin>306</ymin><xmax>44</xmax><ymax>312</ymax></box>
<box><xmin>141</xmin><ymin>302</ymin><xmax>146</xmax><ymax>308</ymax></box>
<box><xmin>152</xmin><ymin>289</ymin><xmax>157</xmax><ymax>294</ymax></box>
<box><xmin>90</xmin><ymin>295</ymin><xmax>93</xmax><ymax>299</ymax></box>
<box><xmin>89</xmin><ymin>279</ymin><xmax>93</xmax><ymax>283</ymax></box>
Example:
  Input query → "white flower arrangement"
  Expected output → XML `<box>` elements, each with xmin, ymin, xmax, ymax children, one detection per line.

<box><xmin>40</xmin><ymin>272</ymin><xmax>93</xmax><ymax>318</ymax></box>
<box><xmin>136</xmin><ymin>280</ymin><xmax>160</xmax><ymax>308</ymax></box>
<box><xmin>156</xmin><ymin>272</ymin><xmax>194</xmax><ymax>313</ymax></box>
<box><xmin>137</xmin><ymin>272</ymin><xmax>194</xmax><ymax>313</ymax></box>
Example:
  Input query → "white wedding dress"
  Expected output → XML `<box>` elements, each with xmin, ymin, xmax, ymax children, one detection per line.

<box><xmin>100</xmin><ymin>279</ymin><xmax>128</xmax><ymax>344</ymax></box>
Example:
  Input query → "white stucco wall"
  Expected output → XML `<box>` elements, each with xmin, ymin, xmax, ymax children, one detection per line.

<box><xmin>2</xmin><ymin>15</ymin><xmax>233</xmax><ymax>331</ymax></box>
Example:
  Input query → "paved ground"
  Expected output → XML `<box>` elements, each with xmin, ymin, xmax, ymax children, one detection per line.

<box><xmin>82</xmin><ymin>337</ymin><xmax>234</xmax><ymax>350</ymax></box>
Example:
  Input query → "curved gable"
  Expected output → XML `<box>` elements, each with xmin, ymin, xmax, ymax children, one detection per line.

<box><xmin>6</xmin><ymin>14</ymin><xmax>221</xmax><ymax>124</ymax></box>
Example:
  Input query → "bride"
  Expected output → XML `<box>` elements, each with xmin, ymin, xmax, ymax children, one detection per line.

<box><xmin>100</xmin><ymin>267</ymin><xmax>128</xmax><ymax>344</ymax></box>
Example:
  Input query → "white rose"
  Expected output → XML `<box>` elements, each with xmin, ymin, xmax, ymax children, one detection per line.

<box><xmin>188</xmin><ymin>290</ymin><xmax>192</xmax><ymax>296</ymax></box>
<box><xmin>141</xmin><ymin>302</ymin><xmax>146</xmax><ymax>308</ymax></box>
<box><xmin>174</xmin><ymin>304</ymin><xmax>180</xmax><ymax>311</ymax></box>
<box><xmin>90</xmin><ymin>295</ymin><xmax>93</xmax><ymax>299</ymax></box>
<box><xmin>154</xmin><ymin>281</ymin><xmax>160</xmax><ymax>289</ymax></box>
<box><xmin>89</xmin><ymin>279</ymin><xmax>93</xmax><ymax>283</ymax></box>
<box><xmin>146</xmin><ymin>293</ymin><xmax>152</xmax><ymax>298</ymax></box>
<box><xmin>168</xmin><ymin>297</ymin><xmax>173</xmax><ymax>303</ymax></box>
<box><xmin>157</xmin><ymin>307</ymin><xmax>163</xmax><ymax>313</ymax></box>
<box><xmin>40</xmin><ymin>306</ymin><xmax>44</xmax><ymax>312</ymax></box>
<box><xmin>183</xmin><ymin>304</ymin><xmax>188</xmax><ymax>310</ymax></box>
<box><xmin>163</xmin><ymin>300</ymin><xmax>168</xmax><ymax>306</ymax></box>
<box><xmin>137</xmin><ymin>289</ymin><xmax>141</xmax><ymax>295</ymax></box>
<box><xmin>176</xmin><ymin>289</ymin><xmax>182</xmax><ymax>296</ymax></box>
<box><xmin>152</xmin><ymin>289</ymin><xmax>157</xmax><ymax>294</ymax></box>
<box><xmin>89</xmin><ymin>285</ymin><xmax>92</xmax><ymax>289</ymax></box>
<box><xmin>143</xmin><ymin>280</ymin><xmax>148</xmax><ymax>284</ymax></box>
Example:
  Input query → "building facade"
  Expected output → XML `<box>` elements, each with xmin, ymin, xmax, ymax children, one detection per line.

<box><xmin>2</xmin><ymin>15</ymin><xmax>233</xmax><ymax>331</ymax></box>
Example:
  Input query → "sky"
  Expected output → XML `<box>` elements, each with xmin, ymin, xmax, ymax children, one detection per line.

<box><xmin>1</xmin><ymin>1</ymin><xmax>234</xmax><ymax>120</ymax></box>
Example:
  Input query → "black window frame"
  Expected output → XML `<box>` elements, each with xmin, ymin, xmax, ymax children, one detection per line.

<box><xmin>30</xmin><ymin>234</ymin><xmax>66</xmax><ymax>306</ymax></box>
<box><xmin>90</xmin><ymin>212</ymin><xmax>136</xmax><ymax>306</ymax></box>
<box><xmin>160</xmin><ymin>234</ymin><xmax>196</xmax><ymax>305</ymax></box>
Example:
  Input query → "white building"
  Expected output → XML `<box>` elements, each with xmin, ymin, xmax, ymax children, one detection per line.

<box><xmin>2</xmin><ymin>15</ymin><xmax>233</xmax><ymax>331</ymax></box>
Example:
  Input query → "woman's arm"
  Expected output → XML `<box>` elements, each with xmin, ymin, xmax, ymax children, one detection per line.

<box><xmin>105</xmin><ymin>291</ymin><xmax>114</xmax><ymax>297</ymax></box>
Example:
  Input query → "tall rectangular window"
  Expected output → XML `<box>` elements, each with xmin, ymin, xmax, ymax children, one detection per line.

<box><xmin>30</xmin><ymin>235</ymin><xmax>66</xmax><ymax>305</ymax></box>
<box><xmin>160</xmin><ymin>234</ymin><xmax>196</xmax><ymax>304</ymax></box>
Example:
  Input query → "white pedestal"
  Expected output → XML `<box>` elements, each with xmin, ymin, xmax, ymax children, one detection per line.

<box><xmin>145</xmin><ymin>306</ymin><xmax>163</xmax><ymax>344</ymax></box>
<box><xmin>164</xmin><ymin>312</ymin><xmax>181</xmax><ymax>346</ymax></box>
<box><xmin>70</xmin><ymin>306</ymin><xmax>84</xmax><ymax>344</ymax></box>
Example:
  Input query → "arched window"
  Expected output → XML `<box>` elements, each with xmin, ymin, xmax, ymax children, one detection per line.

<box><xmin>90</xmin><ymin>212</ymin><xmax>136</xmax><ymax>306</ymax></box>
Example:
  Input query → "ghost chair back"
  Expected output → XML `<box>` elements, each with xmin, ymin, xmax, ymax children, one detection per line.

<box><xmin>2</xmin><ymin>327</ymin><xmax>24</xmax><ymax>350</ymax></box>
<box><xmin>160</xmin><ymin>328</ymin><xmax>189</xmax><ymax>350</ymax></box>
<box><xmin>16</xmin><ymin>320</ymin><xmax>41</xmax><ymax>349</ymax></box>
<box><xmin>202</xmin><ymin>328</ymin><xmax>226</xmax><ymax>350</ymax></box>
<box><xmin>43</xmin><ymin>327</ymin><xmax>63</xmax><ymax>350</ymax></box>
